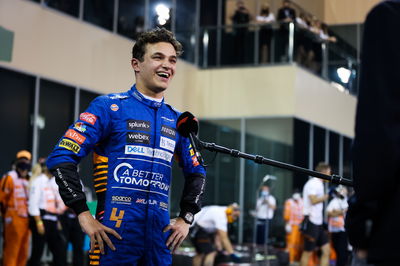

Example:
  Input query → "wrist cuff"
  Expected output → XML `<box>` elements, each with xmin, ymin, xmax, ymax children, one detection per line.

<box><xmin>70</xmin><ymin>199</ymin><xmax>89</xmax><ymax>215</ymax></box>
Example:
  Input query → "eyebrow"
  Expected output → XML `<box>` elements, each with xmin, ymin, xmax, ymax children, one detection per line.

<box><xmin>151</xmin><ymin>52</ymin><xmax>177</xmax><ymax>59</ymax></box>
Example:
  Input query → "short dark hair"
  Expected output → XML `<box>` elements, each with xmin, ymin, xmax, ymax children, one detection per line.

<box><xmin>132</xmin><ymin>28</ymin><xmax>183</xmax><ymax>61</ymax></box>
<box><xmin>315</xmin><ymin>162</ymin><xmax>331</xmax><ymax>173</ymax></box>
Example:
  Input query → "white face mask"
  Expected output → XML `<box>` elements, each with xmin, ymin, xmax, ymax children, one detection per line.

<box><xmin>261</xmin><ymin>191</ymin><xmax>269</xmax><ymax>197</ymax></box>
<box><xmin>293</xmin><ymin>193</ymin><xmax>301</xmax><ymax>200</ymax></box>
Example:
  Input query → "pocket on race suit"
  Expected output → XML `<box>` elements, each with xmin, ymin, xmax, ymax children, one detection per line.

<box><xmin>153</xmin><ymin>211</ymin><xmax>172</xmax><ymax>250</ymax></box>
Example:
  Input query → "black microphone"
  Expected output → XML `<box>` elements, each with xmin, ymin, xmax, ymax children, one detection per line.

<box><xmin>176</xmin><ymin>112</ymin><xmax>204</xmax><ymax>166</ymax></box>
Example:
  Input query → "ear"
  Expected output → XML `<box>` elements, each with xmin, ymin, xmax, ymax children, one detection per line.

<box><xmin>131</xmin><ymin>58</ymin><xmax>140</xmax><ymax>72</ymax></box>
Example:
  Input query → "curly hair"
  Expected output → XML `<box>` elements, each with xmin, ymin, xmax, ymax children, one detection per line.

<box><xmin>132</xmin><ymin>28</ymin><xmax>183</xmax><ymax>61</ymax></box>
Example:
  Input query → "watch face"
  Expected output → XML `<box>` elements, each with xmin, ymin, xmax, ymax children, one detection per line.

<box><xmin>184</xmin><ymin>213</ymin><xmax>194</xmax><ymax>223</ymax></box>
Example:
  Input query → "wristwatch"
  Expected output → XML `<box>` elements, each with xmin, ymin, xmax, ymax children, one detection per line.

<box><xmin>180</xmin><ymin>212</ymin><xmax>194</xmax><ymax>225</ymax></box>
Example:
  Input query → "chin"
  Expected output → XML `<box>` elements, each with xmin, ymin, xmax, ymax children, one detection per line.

<box><xmin>151</xmin><ymin>86</ymin><xmax>167</xmax><ymax>94</ymax></box>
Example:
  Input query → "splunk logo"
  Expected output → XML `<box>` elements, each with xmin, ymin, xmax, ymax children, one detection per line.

<box><xmin>127</xmin><ymin>120</ymin><xmax>151</xmax><ymax>131</ymax></box>
<box><xmin>113</xmin><ymin>163</ymin><xmax>169</xmax><ymax>193</ymax></box>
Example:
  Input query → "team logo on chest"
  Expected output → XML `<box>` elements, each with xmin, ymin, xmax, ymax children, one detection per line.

<box><xmin>127</xmin><ymin>120</ymin><xmax>151</xmax><ymax>131</ymax></box>
<box><xmin>161</xmin><ymin>125</ymin><xmax>176</xmax><ymax>139</ymax></box>
<box><xmin>127</xmin><ymin>132</ymin><xmax>150</xmax><ymax>144</ymax></box>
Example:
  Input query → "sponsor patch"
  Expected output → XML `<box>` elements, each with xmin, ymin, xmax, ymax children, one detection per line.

<box><xmin>73</xmin><ymin>122</ymin><xmax>87</xmax><ymax>133</ymax></box>
<box><xmin>110</xmin><ymin>104</ymin><xmax>119</xmax><ymax>111</ymax></box>
<box><xmin>159</xmin><ymin>201</ymin><xmax>168</xmax><ymax>210</ymax></box>
<box><xmin>113</xmin><ymin>162</ymin><xmax>169</xmax><ymax>195</ymax></box>
<box><xmin>59</xmin><ymin>138</ymin><xmax>81</xmax><ymax>154</ymax></box>
<box><xmin>124</xmin><ymin>145</ymin><xmax>173</xmax><ymax>162</ymax></box>
<box><xmin>127</xmin><ymin>132</ymin><xmax>150</xmax><ymax>144</ymax></box>
<box><xmin>127</xmin><ymin>120</ymin><xmax>151</xmax><ymax>131</ymax></box>
<box><xmin>160</xmin><ymin>136</ymin><xmax>176</xmax><ymax>152</ymax></box>
<box><xmin>190</xmin><ymin>149</ymin><xmax>195</xmax><ymax>156</ymax></box>
<box><xmin>136</xmin><ymin>198</ymin><xmax>158</xmax><ymax>205</ymax></box>
<box><xmin>111</xmin><ymin>195</ymin><xmax>132</xmax><ymax>205</ymax></box>
<box><xmin>161</xmin><ymin>116</ymin><xmax>175</xmax><ymax>122</ymax></box>
<box><xmin>80</xmin><ymin>112</ymin><xmax>97</xmax><ymax>125</ymax></box>
<box><xmin>65</xmin><ymin>129</ymin><xmax>86</xmax><ymax>145</ymax></box>
<box><xmin>191</xmin><ymin>156</ymin><xmax>200</xmax><ymax>167</ymax></box>
<box><xmin>161</xmin><ymin>125</ymin><xmax>176</xmax><ymax>138</ymax></box>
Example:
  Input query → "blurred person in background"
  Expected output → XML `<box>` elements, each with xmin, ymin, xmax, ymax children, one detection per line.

<box><xmin>255</xmin><ymin>185</ymin><xmax>276</xmax><ymax>246</ymax></box>
<box><xmin>345</xmin><ymin>1</ymin><xmax>400</xmax><ymax>265</ymax></box>
<box><xmin>0</xmin><ymin>150</ymin><xmax>31</xmax><ymax>266</ymax></box>
<box><xmin>276</xmin><ymin>0</ymin><xmax>297</xmax><ymax>62</ymax></box>
<box><xmin>60</xmin><ymin>178</ymin><xmax>87</xmax><ymax>266</ymax></box>
<box><xmin>60</xmin><ymin>208</ymin><xmax>86</xmax><ymax>266</ymax></box>
<box><xmin>190</xmin><ymin>203</ymin><xmax>241</xmax><ymax>266</ymax></box>
<box><xmin>283</xmin><ymin>190</ymin><xmax>304</xmax><ymax>263</ymax></box>
<box><xmin>231</xmin><ymin>0</ymin><xmax>252</xmax><ymax>64</ymax></box>
<box><xmin>277</xmin><ymin>0</ymin><xmax>296</xmax><ymax>23</ymax></box>
<box><xmin>327</xmin><ymin>185</ymin><xmax>349</xmax><ymax>266</ymax></box>
<box><xmin>28</xmin><ymin>159</ymin><xmax>67</xmax><ymax>266</ymax></box>
<box><xmin>300</xmin><ymin>162</ymin><xmax>330</xmax><ymax>266</ymax></box>
<box><xmin>256</xmin><ymin>4</ymin><xmax>275</xmax><ymax>63</ymax></box>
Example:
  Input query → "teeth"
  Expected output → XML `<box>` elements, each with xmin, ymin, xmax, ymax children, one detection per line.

<box><xmin>157</xmin><ymin>72</ymin><xmax>169</xmax><ymax>78</ymax></box>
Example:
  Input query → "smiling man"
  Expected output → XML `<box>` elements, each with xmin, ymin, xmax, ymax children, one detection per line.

<box><xmin>47</xmin><ymin>28</ymin><xmax>206</xmax><ymax>265</ymax></box>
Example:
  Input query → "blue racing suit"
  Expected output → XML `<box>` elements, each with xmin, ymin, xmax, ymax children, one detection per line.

<box><xmin>47</xmin><ymin>85</ymin><xmax>206</xmax><ymax>265</ymax></box>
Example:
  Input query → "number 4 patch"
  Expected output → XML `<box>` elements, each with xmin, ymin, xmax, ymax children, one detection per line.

<box><xmin>110</xmin><ymin>208</ymin><xmax>125</xmax><ymax>228</ymax></box>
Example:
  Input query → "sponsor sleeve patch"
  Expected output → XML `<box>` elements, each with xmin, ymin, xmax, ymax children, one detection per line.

<box><xmin>191</xmin><ymin>156</ymin><xmax>200</xmax><ymax>167</ymax></box>
<box><xmin>80</xmin><ymin>112</ymin><xmax>97</xmax><ymax>125</ymax></box>
<box><xmin>65</xmin><ymin>129</ymin><xmax>86</xmax><ymax>145</ymax></box>
<box><xmin>59</xmin><ymin>138</ymin><xmax>81</xmax><ymax>154</ymax></box>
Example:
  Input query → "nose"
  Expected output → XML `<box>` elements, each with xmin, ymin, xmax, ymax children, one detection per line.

<box><xmin>161</xmin><ymin>59</ymin><xmax>172</xmax><ymax>69</ymax></box>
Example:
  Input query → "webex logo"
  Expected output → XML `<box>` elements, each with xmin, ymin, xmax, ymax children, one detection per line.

<box><xmin>127</xmin><ymin>132</ymin><xmax>150</xmax><ymax>144</ymax></box>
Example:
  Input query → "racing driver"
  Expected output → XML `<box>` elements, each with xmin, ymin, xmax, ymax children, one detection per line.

<box><xmin>47</xmin><ymin>28</ymin><xmax>206</xmax><ymax>265</ymax></box>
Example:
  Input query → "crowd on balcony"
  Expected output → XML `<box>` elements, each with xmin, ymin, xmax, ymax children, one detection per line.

<box><xmin>229</xmin><ymin>0</ymin><xmax>337</xmax><ymax>72</ymax></box>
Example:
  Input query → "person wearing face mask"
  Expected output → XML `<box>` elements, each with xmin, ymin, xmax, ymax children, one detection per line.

<box><xmin>0</xmin><ymin>150</ymin><xmax>31</xmax><ymax>266</ymax></box>
<box><xmin>255</xmin><ymin>185</ymin><xmax>277</xmax><ymax>246</ymax></box>
<box><xmin>326</xmin><ymin>186</ymin><xmax>349</xmax><ymax>266</ymax></box>
<box><xmin>283</xmin><ymin>191</ymin><xmax>304</xmax><ymax>263</ymax></box>
<box><xmin>28</xmin><ymin>160</ymin><xmax>67</xmax><ymax>266</ymax></box>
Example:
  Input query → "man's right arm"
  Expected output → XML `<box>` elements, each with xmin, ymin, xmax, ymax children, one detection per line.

<box><xmin>47</xmin><ymin>96</ymin><xmax>111</xmax><ymax>214</ymax></box>
<box><xmin>216</xmin><ymin>229</ymin><xmax>234</xmax><ymax>254</ymax></box>
<box><xmin>46</xmin><ymin>95</ymin><xmax>120</xmax><ymax>253</ymax></box>
<box><xmin>309</xmin><ymin>194</ymin><xmax>328</xmax><ymax>205</ymax></box>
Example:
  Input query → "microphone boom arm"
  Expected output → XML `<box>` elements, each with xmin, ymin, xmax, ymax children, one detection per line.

<box><xmin>197</xmin><ymin>138</ymin><xmax>353</xmax><ymax>187</ymax></box>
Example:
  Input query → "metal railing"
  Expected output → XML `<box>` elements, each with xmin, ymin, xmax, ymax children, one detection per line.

<box><xmin>186</xmin><ymin>22</ymin><xmax>359</xmax><ymax>95</ymax></box>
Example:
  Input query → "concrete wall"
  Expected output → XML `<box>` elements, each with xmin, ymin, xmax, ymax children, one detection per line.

<box><xmin>324</xmin><ymin>0</ymin><xmax>380</xmax><ymax>25</ymax></box>
<box><xmin>0</xmin><ymin>0</ymin><xmax>134</xmax><ymax>93</ymax></box>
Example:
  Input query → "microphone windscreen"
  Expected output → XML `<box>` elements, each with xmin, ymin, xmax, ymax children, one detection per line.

<box><xmin>176</xmin><ymin>111</ymin><xmax>199</xmax><ymax>137</ymax></box>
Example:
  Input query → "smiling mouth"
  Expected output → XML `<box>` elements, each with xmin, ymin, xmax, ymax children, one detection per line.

<box><xmin>156</xmin><ymin>72</ymin><xmax>170</xmax><ymax>79</ymax></box>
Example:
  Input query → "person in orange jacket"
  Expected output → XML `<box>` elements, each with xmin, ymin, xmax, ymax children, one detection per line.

<box><xmin>284</xmin><ymin>191</ymin><xmax>304</xmax><ymax>263</ymax></box>
<box><xmin>0</xmin><ymin>150</ymin><xmax>31</xmax><ymax>266</ymax></box>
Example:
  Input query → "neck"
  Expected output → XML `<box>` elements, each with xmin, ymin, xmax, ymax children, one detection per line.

<box><xmin>135</xmin><ymin>83</ymin><xmax>164</xmax><ymax>99</ymax></box>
